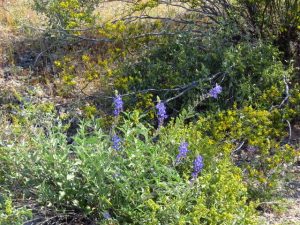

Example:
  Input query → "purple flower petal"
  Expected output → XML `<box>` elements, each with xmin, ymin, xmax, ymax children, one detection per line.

<box><xmin>191</xmin><ymin>155</ymin><xmax>204</xmax><ymax>180</ymax></box>
<box><xmin>156</xmin><ymin>101</ymin><xmax>167</xmax><ymax>127</ymax></box>
<box><xmin>209</xmin><ymin>84</ymin><xmax>222</xmax><ymax>99</ymax></box>
<box><xmin>176</xmin><ymin>142</ymin><xmax>189</xmax><ymax>164</ymax></box>
<box><xmin>112</xmin><ymin>135</ymin><xmax>122</xmax><ymax>151</ymax></box>
<box><xmin>113</xmin><ymin>94</ymin><xmax>123</xmax><ymax>116</ymax></box>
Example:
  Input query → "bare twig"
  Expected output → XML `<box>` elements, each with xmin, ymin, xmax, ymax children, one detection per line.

<box><xmin>33</xmin><ymin>44</ymin><xmax>57</xmax><ymax>67</ymax></box>
<box><xmin>73</xmin><ymin>71</ymin><xmax>225</xmax><ymax>114</ymax></box>
<box><xmin>23</xmin><ymin>217</ymin><xmax>45</xmax><ymax>225</ymax></box>
<box><xmin>121</xmin><ymin>71</ymin><xmax>223</xmax><ymax>98</ymax></box>
<box><xmin>279</xmin><ymin>75</ymin><xmax>290</xmax><ymax>108</ymax></box>
<box><xmin>270</xmin><ymin>75</ymin><xmax>290</xmax><ymax>110</ymax></box>
<box><xmin>286</xmin><ymin>119</ymin><xmax>292</xmax><ymax>142</ymax></box>
<box><xmin>62</xmin><ymin>32</ymin><xmax>113</xmax><ymax>43</ymax></box>
<box><xmin>165</xmin><ymin>82</ymin><xmax>198</xmax><ymax>103</ymax></box>
<box><xmin>125</xmin><ymin>31</ymin><xmax>177</xmax><ymax>39</ymax></box>
<box><xmin>231</xmin><ymin>141</ymin><xmax>245</xmax><ymax>155</ymax></box>
<box><xmin>119</xmin><ymin>15</ymin><xmax>196</xmax><ymax>25</ymax></box>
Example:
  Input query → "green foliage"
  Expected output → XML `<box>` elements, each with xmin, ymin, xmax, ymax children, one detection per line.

<box><xmin>33</xmin><ymin>0</ymin><xmax>99</xmax><ymax>29</ymax></box>
<box><xmin>115</xmin><ymin>35</ymin><xmax>291</xmax><ymax>113</ymax></box>
<box><xmin>187</xmin><ymin>159</ymin><xmax>257</xmax><ymax>224</ymax></box>
<box><xmin>53</xmin><ymin>49</ymin><xmax>123</xmax><ymax>97</ymax></box>
<box><xmin>0</xmin><ymin>193</ymin><xmax>32</xmax><ymax>225</ymax></box>
<box><xmin>115</xmin><ymin>35</ymin><xmax>209</xmax><ymax>91</ymax></box>
<box><xmin>0</xmin><ymin>148</ymin><xmax>10</xmax><ymax>184</ymax></box>
<box><xmin>234</xmin><ymin>0</ymin><xmax>300</xmax><ymax>38</ymax></box>
<box><xmin>161</xmin><ymin>105</ymin><xmax>298</xmax><ymax>199</ymax></box>
<box><xmin>1</xmin><ymin>85</ymin><xmax>299</xmax><ymax>222</ymax></box>
<box><xmin>2</xmin><ymin>110</ymin><xmax>258</xmax><ymax>224</ymax></box>
<box><xmin>2</xmin><ymin>0</ymin><xmax>300</xmax><ymax>223</ymax></box>
<box><xmin>220</xmin><ymin>42</ymin><xmax>290</xmax><ymax>106</ymax></box>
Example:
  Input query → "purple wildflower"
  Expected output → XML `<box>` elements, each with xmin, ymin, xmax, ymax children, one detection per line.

<box><xmin>209</xmin><ymin>84</ymin><xmax>222</xmax><ymax>99</ymax></box>
<box><xmin>113</xmin><ymin>94</ymin><xmax>123</xmax><ymax>116</ymax></box>
<box><xmin>191</xmin><ymin>155</ymin><xmax>204</xmax><ymax>180</ymax></box>
<box><xmin>103</xmin><ymin>211</ymin><xmax>111</xmax><ymax>219</ymax></box>
<box><xmin>156</xmin><ymin>101</ymin><xmax>167</xmax><ymax>127</ymax></box>
<box><xmin>176</xmin><ymin>142</ymin><xmax>189</xmax><ymax>164</ymax></box>
<box><xmin>112</xmin><ymin>135</ymin><xmax>122</xmax><ymax>151</ymax></box>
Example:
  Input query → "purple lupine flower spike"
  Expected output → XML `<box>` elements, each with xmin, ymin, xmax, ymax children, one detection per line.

<box><xmin>156</xmin><ymin>97</ymin><xmax>167</xmax><ymax>127</ymax></box>
<box><xmin>191</xmin><ymin>155</ymin><xmax>204</xmax><ymax>180</ymax></box>
<box><xmin>112</xmin><ymin>135</ymin><xmax>122</xmax><ymax>151</ymax></box>
<box><xmin>176</xmin><ymin>142</ymin><xmax>189</xmax><ymax>164</ymax></box>
<box><xmin>113</xmin><ymin>91</ymin><xmax>123</xmax><ymax>117</ymax></box>
<box><xmin>209</xmin><ymin>83</ymin><xmax>222</xmax><ymax>99</ymax></box>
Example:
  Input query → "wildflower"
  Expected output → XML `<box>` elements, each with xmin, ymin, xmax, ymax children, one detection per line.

<box><xmin>113</xmin><ymin>93</ymin><xmax>123</xmax><ymax>117</ymax></box>
<box><xmin>102</xmin><ymin>211</ymin><xmax>111</xmax><ymax>219</ymax></box>
<box><xmin>112</xmin><ymin>135</ymin><xmax>122</xmax><ymax>151</ymax></box>
<box><xmin>176</xmin><ymin>142</ymin><xmax>189</xmax><ymax>164</ymax></box>
<box><xmin>191</xmin><ymin>155</ymin><xmax>204</xmax><ymax>180</ymax></box>
<box><xmin>156</xmin><ymin>97</ymin><xmax>167</xmax><ymax>127</ymax></box>
<box><xmin>209</xmin><ymin>83</ymin><xmax>222</xmax><ymax>99</ymax></box>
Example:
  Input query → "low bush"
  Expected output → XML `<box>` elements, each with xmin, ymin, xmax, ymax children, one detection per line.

<box><xmin>2</xmin><ymin>109</ymin><xmax>259</xmax><ymax>224</ymax></box>
<box><xmin>1</xmin><ymin>0</ymin><xmax>299</xmax><ymax>223</ymax></box>
<box><xmin>162</xmin><ymin>105</ymin><xmax>299</xmax><ymax>199</ymax></box>
<box><xmin>0</xmin><ymin>192</ymin><xmax>32</xmax><ymax>225</ymax></box>
<box><xmin>114</xmin><ymin>35</ymin><xmax>292</xmax><ymax>115</ymax></box>
<box><xmin>2</xmin><ymin>94</ymin><xmax>299</xmax><ymax>223</ymax></box>
<box><xmin>33</xmin><ymin>0</ymin><xmax>99</xmax><ymax>30</ymax></box>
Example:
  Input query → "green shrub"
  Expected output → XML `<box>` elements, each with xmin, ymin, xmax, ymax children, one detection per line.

<box><xmin>161</xmin><ymin>105</ymin><xmax>298</xmax><ymax>199</ymax></box>
<box><xmin>53</xmin><ymin>53</ymin><xmax>115</xmax><ymax>97</ymax></box>
<box><xmin>220</xmin><ymin>42</ymin><xmax>289</xmax><ymax>106</ymax></box>
<box><xmin>0</xmin><ymin>192</ymin><xmax>32</xmax><ymax>225</ymax></box>
<box><xmin>33</xmin><ymin>0</ymin><xmax>99</xmax><ymax>30</ymax></box>
<box><xmin>4</xmin><ymin>111</ymin><xmax>257</xmax><ymax>224</ymax></box>
<box><xmin>2</xmin><ymin>89</ymin><xmax>299</xmax><ymax>223</ymax></box>
<box><xmin>115</xmin><ymin>35</ymin><xmax>291</xmax><ymax>114</ymax></box>
<box><xmin>234</xmin><ymin>0</ymin><xmax>300</xmax><ymax>54</ymax></box>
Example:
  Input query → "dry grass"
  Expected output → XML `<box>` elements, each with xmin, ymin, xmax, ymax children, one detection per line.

<box><xmin>0</xmin><ymin>1</ymin><xmax>43</xmax><ymax>101</ymax></box>
<box><xmin>0</xmin><ymin>0</ymin><xmax>185</xmax><ymax>32</ymax></box>
<box><xmin>0</xmin><ymin>0</ymin><xmax>42</xmax><ymax>29</ymax></box>
<box><xmin>0</xmin><ymin>0</ymin><xmax>187</xmax><ymax>109</ymax></box>
<box><xmin>95</xmin><ymin>1</ymin><xmax>186</xmax><ymax>22</ymax></box>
